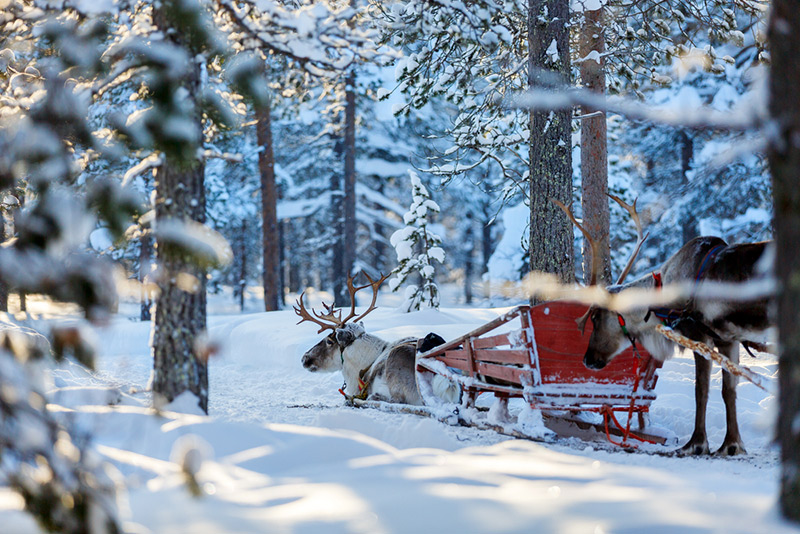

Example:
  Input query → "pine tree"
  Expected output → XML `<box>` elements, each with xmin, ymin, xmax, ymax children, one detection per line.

<box><xmin>389</xmin><ymin>171</ymin><xmax>445</xmax><ymax>311</ymax></box>
<box><xmin>768</xmin><ymin>0</ymin><xmax>800</xmax><ymax>523</ymax></box>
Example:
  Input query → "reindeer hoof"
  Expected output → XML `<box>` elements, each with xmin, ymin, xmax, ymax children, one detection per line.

<box><xmin>714</xmin><ymin>441</ymin><xmax>747</xmax><ymax>457</ymax></box>
<box><xmin>677</xmin><ymin>439</ymin><xmax>710</xmax><ymax>456</ymax></box>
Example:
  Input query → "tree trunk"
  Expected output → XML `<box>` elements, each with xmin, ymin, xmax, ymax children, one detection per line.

<box><xmin>139</xmin><ymin>233</ymin><xmax>152</xmax><ymax>321</ymax></box>
<box><xmin>330</xmin><ymin>138</ymin><xmax>344</xmax><ymax>301</ymax></box>
<box><xmin>0</xmin><ymin>214</ymin><xmax>7</xmax><ymax>313</ymax></box>
<box><xmin>257</xmin><ymin>101</ymin><xmax>280</xmax><ymax>311</ymax></box>
<box><xmin>679</xmin><ymin>130</ymin><xmax>698</xmax><ymax>244</ymax></box>
<box><xmin>579</xmin><ymin>6</ymin><xmax>610</xmax><ymax>285</ymax></box>
<box><xmin>464</xmin><ymin>211</ymin><xmax>474</xmax><ymax>304</ymax></box>
<box><xmin>278</xmin><ymin>220</ymin><xmax>285</xmax><ymax>306</ymax></box>
<box><xmin>151</xmin><ymin>161</ymin><xmax>208</xmax><ymax>413</ymax></box>
<box><xmin>150</xmin><ymin>5</ymin><xmax>208</xmax><ymax>414</ymax></box>
<box><xmin>527</xmin><ymin>0</ymin><xmax>575</xmax><ymax>294</ymax></box>
<box><xmin>768</xmin><ymin>2</ymin><xmax>800</xmax><ymax>523</ymax></box>
<box><xmin>238</xmin><ymin>221</ymin><xmax>247</xmax><ymax>312</ymax></box>
<box><xmin>335</xmin><ymin>70</ymin><xmax>358</xmax><ymax>305</ymax></box>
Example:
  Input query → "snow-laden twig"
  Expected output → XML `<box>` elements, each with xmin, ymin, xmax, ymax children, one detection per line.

<box><xmin>122</xmin><ymin>152</ymin><xmax>163</xmax><ymax>187</ymax></box>
<box><xmin>198</xmin><ymin>149</ymin><xmax>243</xmax><ymax>163</ymax></box>
<box><xmin>510</xmin><ymin>86</ymin><xmax>765</xmax><ymax>132</ymax></box>
<box><xmin>655</xmin><ymin>325</ymin><xmax>771</xmax><ymax>393</ymax></box>
<box><xmin>501</xmin><ymin>272</ymin><xmax>776</xmax><ymax>314</ymax></box>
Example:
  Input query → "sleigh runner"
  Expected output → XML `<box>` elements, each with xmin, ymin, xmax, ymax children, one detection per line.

<box><xmin>416</xmin><ymin>301</ymin><xmax>665</xmax><ymax>446</ymax></box>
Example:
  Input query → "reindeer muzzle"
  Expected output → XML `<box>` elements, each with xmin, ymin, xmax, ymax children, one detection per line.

<box><xmin>301</xmin><ymin>355</ymin><xmax>318</xmax><ymax>372</ymax></box>
<box><xmin>583</xmin><ymin>350</ymin><xmax>607</xmax><ymax>370</ymax></box>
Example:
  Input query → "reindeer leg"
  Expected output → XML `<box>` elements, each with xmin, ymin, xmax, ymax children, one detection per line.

<box><xmin>715</xmin><ymin>341</ymin><xmax>747</xmax><ymax>456</ymax></box>
<box><xmin>679</xmin><ymin>352</ymin><xmax>711</xmax><ymax>456</ymax></box>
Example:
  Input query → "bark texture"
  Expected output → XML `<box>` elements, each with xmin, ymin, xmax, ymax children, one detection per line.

<box><xmin>151</xmin><ymin>4</ymin><xmax>208</xmax><ymax>413</ymax></box>
<box><xmin>257</xmin><ymin>102</ymin><xmax>280</xmax><ymax>311</ymax></box>
<box><xmin>527</xmin><ymin>0</ymin><xmax>575</xmax><ymax>291</ymax></box>
<box><xmin>334</xmin><ymin>71</ymin><xmax>358</xmax><ymax>305</ymax></box>
<box><xmin>139</xmin><ymin>233</ymin><xmax>152</xmax><ymax>321</ymax></box>
<box><xmin>769</xmin><ymin>2</ymin><xmax>800</xmax><ymax>523</ymax></box>
<box><xmin>151</xmin><ymin>160</ymin><xmax>208</xmax><ymax>413</ymax></box>
<box><xmin>579</xmin><ymin>7</ymin><xmax>610</xmax><ymax>285</ymax></box>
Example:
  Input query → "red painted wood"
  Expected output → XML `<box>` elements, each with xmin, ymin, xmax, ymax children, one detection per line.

<box><xmin>472</xmin><ymin>349</ymin><xmax>531</xmax><ymax>365</ymax></box>
<box><xmin>475</xmin><ymin>362</ymin><xmax>533</xmax><ymax>384</ymax></box>
<box><xmin>473</xmin><ymin>334</ymin><xmax>511</xmax><ymax>349</ymax></box>
<box><xmin>528</xmin><ymin>301</ymin><xmax>661</xmax><ymax>388</ymax></box>
<box><xmin>443</xmin><ymin>349</ymin><xmax>468</xmax><ymax>361</ymax></box>
<box><xmin>435</xmin><ymin>355</ymin><xmax>471</xmax><ymax>371</ymax></box>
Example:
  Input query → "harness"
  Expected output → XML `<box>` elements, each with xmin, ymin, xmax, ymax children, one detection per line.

<box><xmin>643</xmin><ymin>244</ymin><xmax>726</xmax><ymax>331</ymax></box>
<box><xmin>607</xmin><ymin>245</ymin><xmax>727</xmax><ymax>448</ymax></box>
<box><xmin>337</xmin><ymin>339</ymin><xmax>418</xmax><ymax>400</ymax></box>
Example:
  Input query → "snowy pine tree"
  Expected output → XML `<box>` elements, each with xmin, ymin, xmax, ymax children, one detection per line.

<box><xmin>389</xmin><ymin>171</ymin><xmax>445</xmax><ymax>311</ymax></box>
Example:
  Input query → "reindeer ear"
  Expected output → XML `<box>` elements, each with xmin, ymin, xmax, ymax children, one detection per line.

<box><xmin>335</xmin><ymin>328</ymin><xmax>356</xmax><ymax>348</ymax></box>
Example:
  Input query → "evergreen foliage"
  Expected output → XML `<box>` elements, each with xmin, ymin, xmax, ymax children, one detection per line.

<box><xmin>389</xmin><ymin>171</ymin><xmax>445</xmax><ymax>311</ymax></box>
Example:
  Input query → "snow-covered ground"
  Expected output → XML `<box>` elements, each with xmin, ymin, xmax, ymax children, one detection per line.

<box><xmin>0</xmin><ymin>292</ymin><xmax>796</xmax><ymax>534</ymax></box>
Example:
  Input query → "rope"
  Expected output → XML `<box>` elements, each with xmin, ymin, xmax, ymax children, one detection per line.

<box><xmin>654</xmin><ymin>324</ymin><xmax>771</xmax><ymax>393</ymax></box>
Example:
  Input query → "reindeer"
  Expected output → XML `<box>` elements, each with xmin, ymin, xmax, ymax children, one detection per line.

<box><xmin>295</xmin><ymin>274</ymin><xmax>424</xmax><ymax>405</ymax></box>
<box><xmin>557</xmin><ymin>196</ymin><xmax>771</xmax><ymax>456</ymax></box>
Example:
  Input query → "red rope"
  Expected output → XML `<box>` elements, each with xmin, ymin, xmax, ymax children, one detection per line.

<box><xmin>600</xmin><ymin>355</ymin><xmax>661</xmax><ymax>448</ymax></box>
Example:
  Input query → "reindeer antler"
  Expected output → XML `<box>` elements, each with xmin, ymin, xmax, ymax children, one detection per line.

<box><xmin>293</xmin><ymin>292</ymin><xmax>341</xmax><ymax>334</ymax></box>
<box><xmin>608</xmin><ymin>193</ymin><xmax>650</xmax><ymax>285</ymax></box>
<box><xmin>552</xmin><ymin>198</ymin><xmax>604</xmax><ymax>287</ymax></box>
<box><xmin>351</xmin><ymin>272</ymin><xmax>389</xmax><ymax>323</ymax></box>
<box><xmin>338</xmin><ymin>272</ymin><xmax>389</xmax><ymax>325</ymax></box>
<box><xmin>293</xmin><ymin>272</ymin><xmax>389</xmax><ymax>333</ymax></box>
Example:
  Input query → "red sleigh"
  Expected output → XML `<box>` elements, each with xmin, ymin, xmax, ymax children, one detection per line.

<box><xmin>416</xmin><ymin>301</ymin><xmax>664</xmax><ymax>446</ymax></box>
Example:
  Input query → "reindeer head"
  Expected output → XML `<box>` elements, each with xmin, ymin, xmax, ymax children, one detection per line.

<box><xmin>300</xmin><ymin>322</ymin><xmax>366</xmax><ymax>372</ymax></box>
<box><xmin>295</xmin><ymin>273</ymin><xmax>387</xmax><ymax>373</ymax></box>
<box><xmin>554</xmin><ymin>194</ymin><xmax>649</xmax><ymax>371</ymax></box>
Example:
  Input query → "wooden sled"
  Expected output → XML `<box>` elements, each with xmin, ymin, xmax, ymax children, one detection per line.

<box><xmin>416</xmin><ymin>302</ymin><xmax>665</xmax><ymax>446</ymax></box>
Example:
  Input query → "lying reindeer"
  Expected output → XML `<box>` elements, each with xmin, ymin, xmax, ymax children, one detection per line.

<box><xmin>558</xmin><ymin>196</ymin><xmax>771</xmax><ymax>456</ymax></box>
<box><xmin>295</xmin><ymin>274</ymin><xmax>424</xmax><ymax>405</ymax></box>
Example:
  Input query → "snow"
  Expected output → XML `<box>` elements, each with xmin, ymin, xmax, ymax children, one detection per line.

<box><xmin>0</xmin><ymin>293</ymin><xmax>793</xmax><ymax>534</ymax></box>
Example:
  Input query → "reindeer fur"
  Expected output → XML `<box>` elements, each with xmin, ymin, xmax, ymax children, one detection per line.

<box><xmin>585</xmin><ymin>236</ymin><xmax>771</xmax><ymax>456</ymax></box>
<box><xmin>301</xmin><ymin>322</ymin><xmax>423</xmax><ymax>405</ymax></box>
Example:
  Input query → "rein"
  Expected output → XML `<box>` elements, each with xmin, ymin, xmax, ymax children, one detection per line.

<box><xmin>644</xmin><ymin>244</ymin><xmax>725</xmax><ymax>329</ymax></box>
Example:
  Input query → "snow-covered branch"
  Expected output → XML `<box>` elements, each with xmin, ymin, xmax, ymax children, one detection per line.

<box><xmin>511</xmin><ymin>86</ymin><xmax>765</xmax><ymax>132</ymax></box>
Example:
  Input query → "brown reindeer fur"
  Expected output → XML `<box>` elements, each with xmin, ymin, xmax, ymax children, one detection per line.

<box><xmin>585</xmin><ymin>236</ymin><xmax>771</xmax><ymax>456</ymax></box>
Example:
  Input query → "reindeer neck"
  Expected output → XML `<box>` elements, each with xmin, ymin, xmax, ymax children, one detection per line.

<box><xmin>341</xmin><ymin>332</ymin><xmax>389</xmax><ymax>394</ymax></box>
<box><xmin>610</xmin><ymin>272</ymin><xmax>656</xmax><ymax>292</ymax></box>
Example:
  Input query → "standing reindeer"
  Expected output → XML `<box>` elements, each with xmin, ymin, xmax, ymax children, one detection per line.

<box><xmin>295</xmin><ymin>273</ymin><xmax>424</xmax><ymax>405</ymax></box>
<box><xmin>557</xmin><ymin>196</ymin><xmax>771</xmax><ymax>456</ymax></box>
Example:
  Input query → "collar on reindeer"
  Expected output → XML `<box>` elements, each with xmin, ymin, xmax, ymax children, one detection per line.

<box><xmin>652</xmin><ymin>271</ymin><xmax>662</xmax><ymax>289</ymax></box>
<box><xmin>617</xmin><ymin>313</ymin><xmax>641</xmax><ymax>357</ymax></box>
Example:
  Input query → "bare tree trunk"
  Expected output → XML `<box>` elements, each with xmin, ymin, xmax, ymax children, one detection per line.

<box><xmin>278</xmin><ymin>220</ymin><xmax>285</xmax><ymax>306</ymax></box>
<box><xmin>527</xmin><ymin>0</ymin><xmax>574</xmax><ymax>294</ymax></box>
<box><xmin>464</xmin><ymin>211</ymin><xmax>474</xmax><ymax>304</ymax></box>
<box><xmin>769</xmin><ymin>2</ymin><xmax>800</xmax><ymax>523</ymax></box>
<box><xmin>238</xmin><ymin>221</ymin><xmax>247</xmax><ymax>312</ymax></box>
<box><xmin>151</xmin><ymin>161</ymin><xmax>208</xmax><ymax>413</ymax></box>
<box><xmin>335</xmin><ymin>70</ymin><xmax>358</xmax><ymax>305</ymax></box>
<box><xmin>139</xmin><ymin>233</ymin><xmax>152</xmax><ymax>321</ymax></box>
<box><xmin>678</xmin><ymin>131</ymin><xmax>698</xmax><ymax>244</ymax></box>
<box><xmin>257</xmin><ymin>101</ymin><xmax>280</xmax><ymax>311</ymax></box>
<box><xmin>330</xmin><ymin>139</ymin><xmax>344</xmax><ymax>299</ymax></box>
<box><xmin>151</xmin><ymin>5</ymin><xmax>208</xmax><ymax>414</ymax></box>
<box><xmin>579</xmin><ymin>6</ymin><xmax>610</xmax><ymax>285</ymax></box>
<box><xmin>0</xmin><ymin>214</ymin><xmax>7</xmax><ymax>313</ymax></box>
